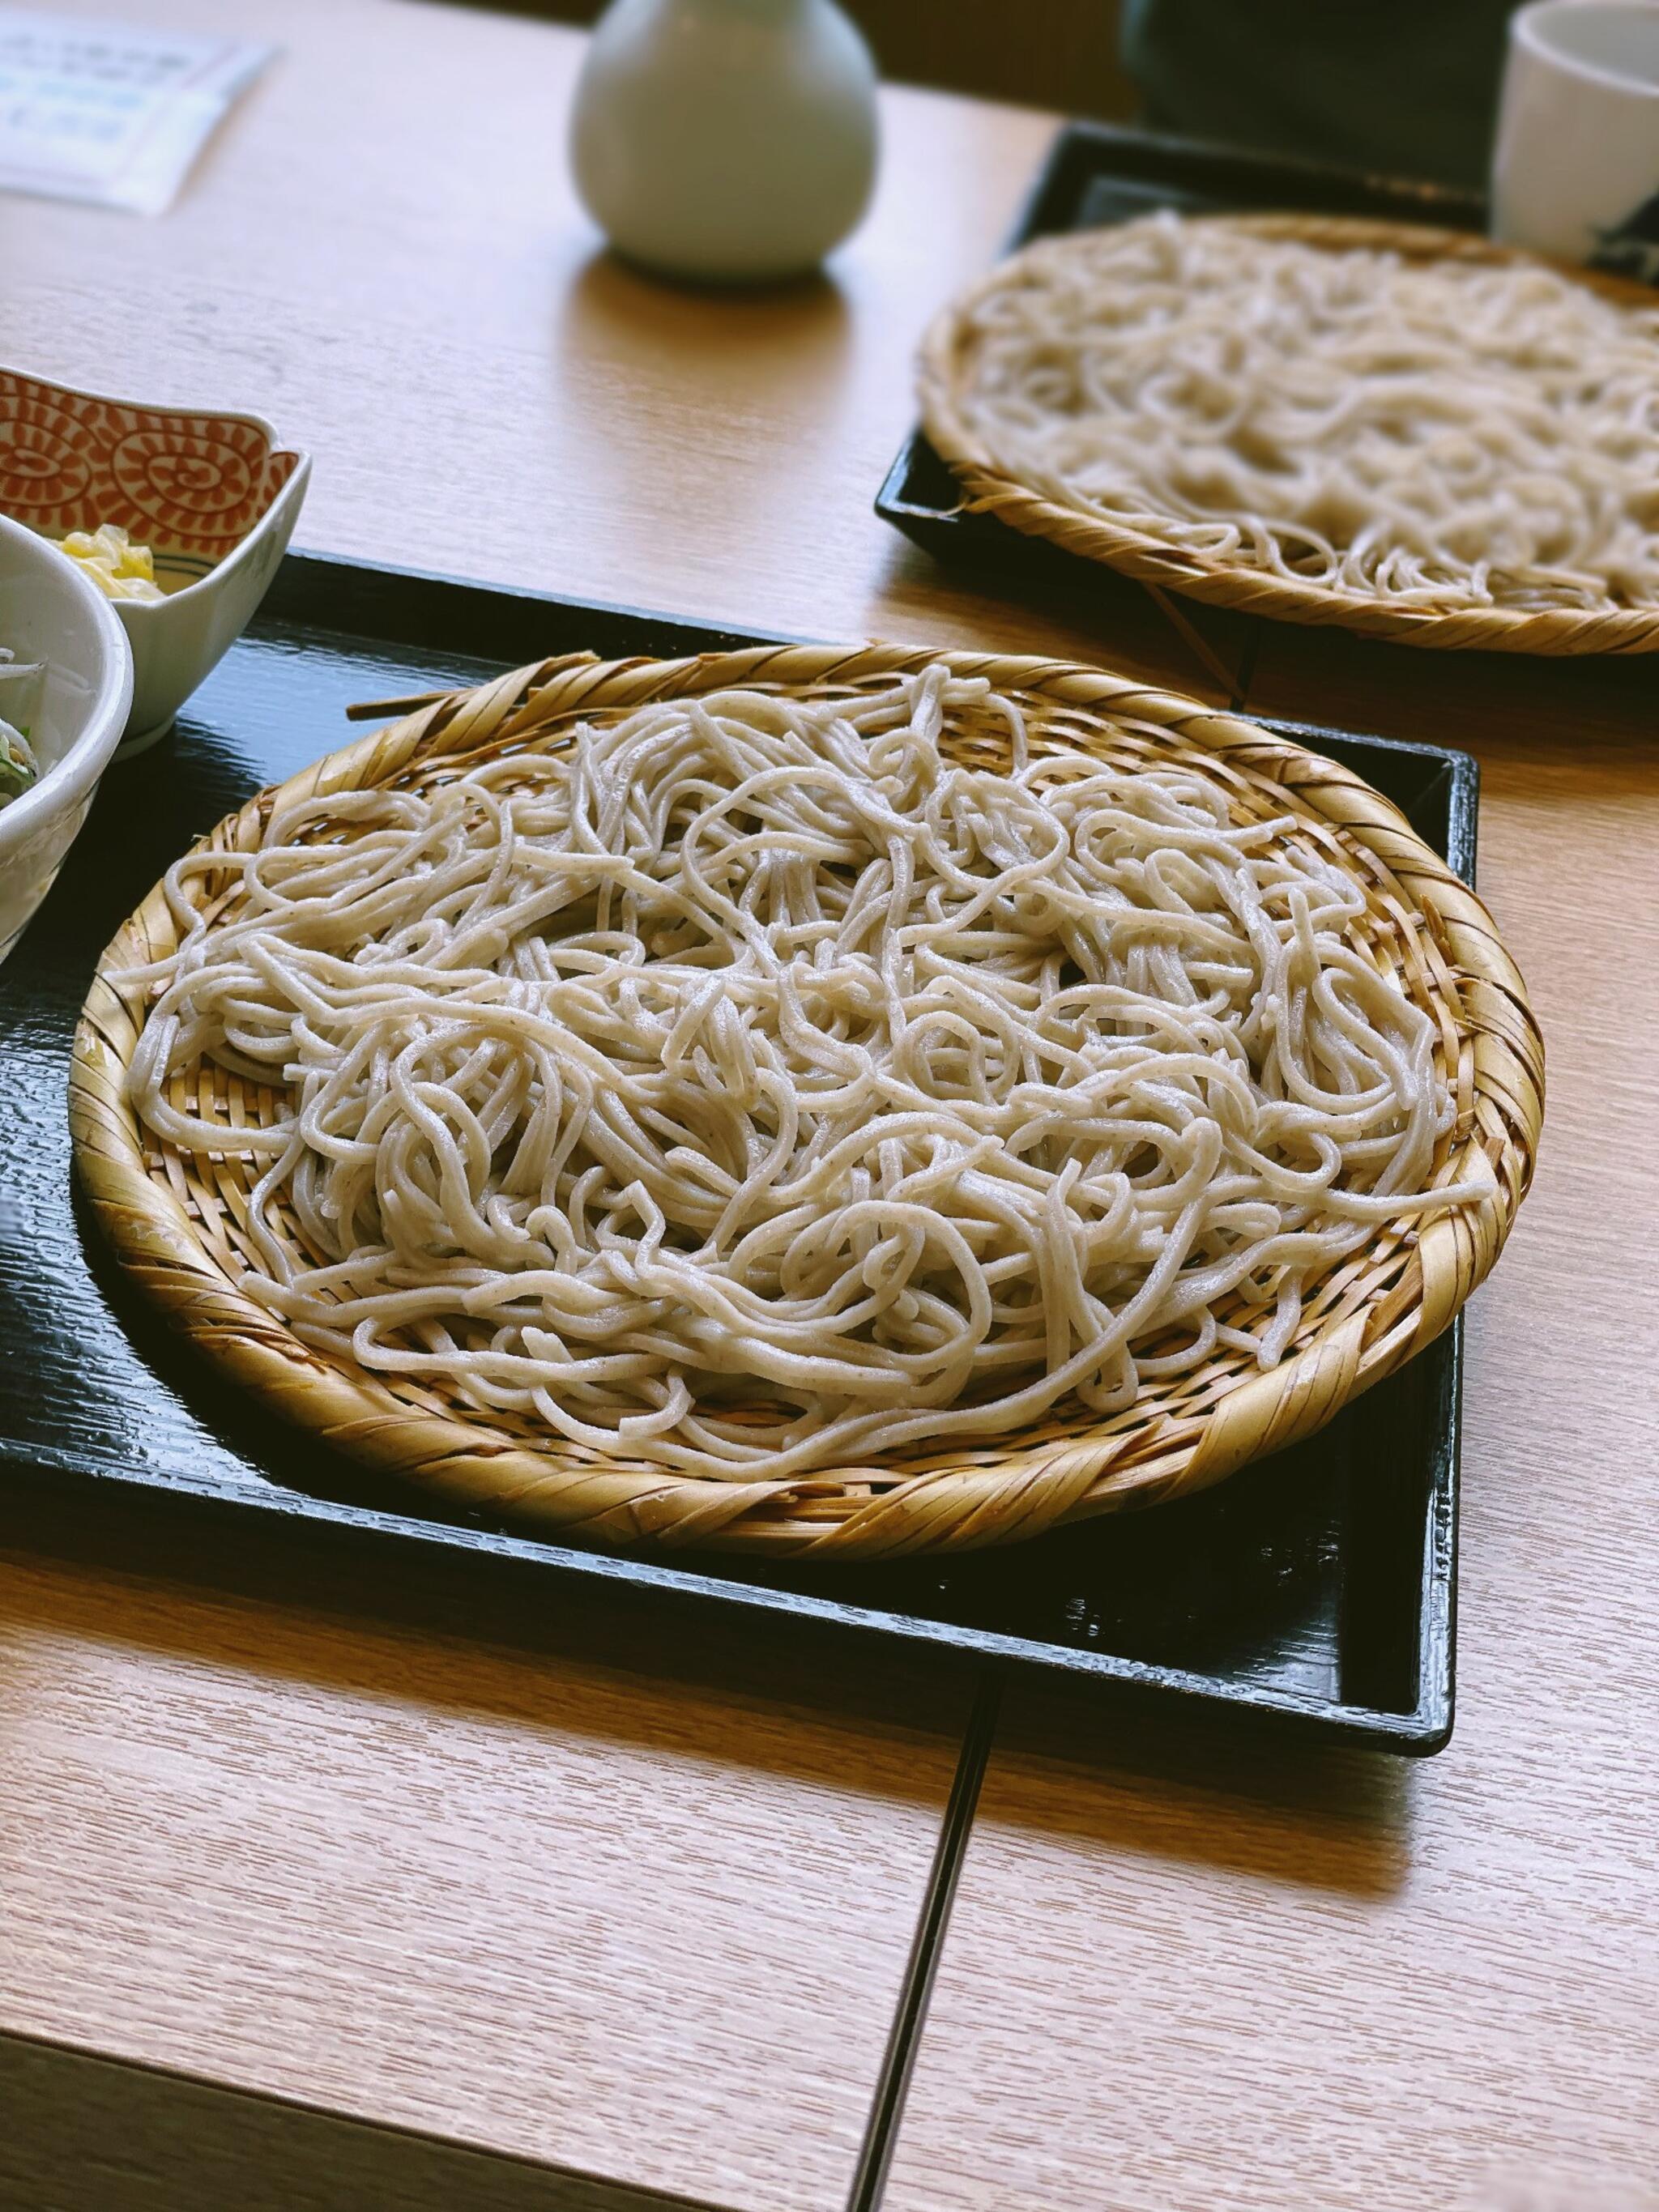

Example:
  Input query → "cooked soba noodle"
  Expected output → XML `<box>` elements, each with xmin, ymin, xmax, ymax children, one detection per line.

<box><xmin>932</xmin><ymin>212</ymin><xmax>1659</xmax><ymax>614</ymax></box>
<box><xmin>126</xmin><ymin>669</ymin><xmax>1487</xmax><ymax>1477</ymax></box>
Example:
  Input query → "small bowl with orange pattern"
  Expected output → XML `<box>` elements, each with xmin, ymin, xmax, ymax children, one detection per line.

<box><xmin>0</xmin><ymin>369</ymin><xmax>310</xmax><ymax>753</ymax></box>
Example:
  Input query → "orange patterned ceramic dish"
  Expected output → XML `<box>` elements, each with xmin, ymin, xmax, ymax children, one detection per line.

<box><xmin>0</xmin><ymin>369</ymin><xmax>309</xmax><ymax>751</ymax></box>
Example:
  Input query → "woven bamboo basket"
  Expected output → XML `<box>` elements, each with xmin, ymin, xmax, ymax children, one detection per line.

<box><xmin>919</xmin><ymin>212</ymin><xmax>1659</xmax><ymax>657</ymax></box>
<box><xmin>70</xmin><ymin>644</ymin><xmax>1542</xmax><ymax>1559</ymax></box>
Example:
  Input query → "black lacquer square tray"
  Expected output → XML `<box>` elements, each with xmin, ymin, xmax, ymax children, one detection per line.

<box><xmin>0</xmin><ymin>552</ymin><xmax>1475</xmax><ymax>1750</ymax></box>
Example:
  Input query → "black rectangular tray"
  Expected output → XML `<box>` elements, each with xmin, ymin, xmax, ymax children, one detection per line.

<box><xmin>877</xmin><ymin>123</ymin><xmax>1486</xmax><ymax>573</ymax></box>
<box><xmin>0</xmin><ymin>552</ymin><xmax>1475</xmax><ymax>1751</ymax></box>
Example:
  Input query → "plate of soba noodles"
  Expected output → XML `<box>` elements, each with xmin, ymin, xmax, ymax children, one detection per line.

<box><xmin>919</xmin><ymin>209</ymin><xmax>1659</xmax><ymax>655</ymax></box>
<box><xmin>69</xmin><ymin>641</ymin><xmax>1542</xmax><ymax>1561</ymax></box>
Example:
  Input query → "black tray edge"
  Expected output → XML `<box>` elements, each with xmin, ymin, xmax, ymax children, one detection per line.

<box><xmin>0</xmin><ymin>1420</ymin><xmax>1455</xmax><ymax>1752</ymax></box>
<box><xmin>265</xmin><ymin>543</ymin><xmax>811</xmax><ymax>656</ymax></box>
<box><xmin>1000</xmin><ymin>120</ymin><xmax>1488</xmax><ymax>245</ymax></box>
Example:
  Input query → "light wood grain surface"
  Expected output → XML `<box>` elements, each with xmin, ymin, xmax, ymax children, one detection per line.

<box><xmin>6</xmin><ymin>2</ymin><xmax>1659</xmax><ymax>2208</ymax></box>
<box><xmin>0</xmin><ymin>1507</ymin><xmax>970</xmax><ymax>2211</ymax></box>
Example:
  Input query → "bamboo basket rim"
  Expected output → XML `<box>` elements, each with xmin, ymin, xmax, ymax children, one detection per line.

<box><xmin>918</xmin><ymin>211</ymin><xmax>1659</xmax><ymax>658</ymax></box>
<box><xmin>68</xmin><ymin>642</ymin><xmax>1543</xmax><ymax>1561</ymax></box>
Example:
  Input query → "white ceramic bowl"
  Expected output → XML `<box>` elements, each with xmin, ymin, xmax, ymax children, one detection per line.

<box><xmin>0</xmin><ymin>369</ymin><xmax>309</xmax><ymax>752</ymax></box>
<box><xmin>0</xmin><ymin>510</ymin><xmax>134</xmax><ymax>967</ymax></box>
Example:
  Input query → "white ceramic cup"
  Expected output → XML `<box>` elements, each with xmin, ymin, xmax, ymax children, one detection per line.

<box><xmin>1492</xmin><ymin>1</ymin><xmax>1659</xmax><ymax>271</ymax></box>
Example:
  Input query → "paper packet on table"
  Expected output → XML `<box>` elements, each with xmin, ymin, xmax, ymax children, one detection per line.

<box><xmin>0</xmin><ymin>6</ymin><xmax>272</xmax><ymax>215</ymax></box>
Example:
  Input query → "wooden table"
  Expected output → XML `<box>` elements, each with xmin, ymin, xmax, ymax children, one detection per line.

<box><xmin>4</xmin><ymin>5</ymin><xmax>1657</xmax><ymax>2209</ymax></box>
